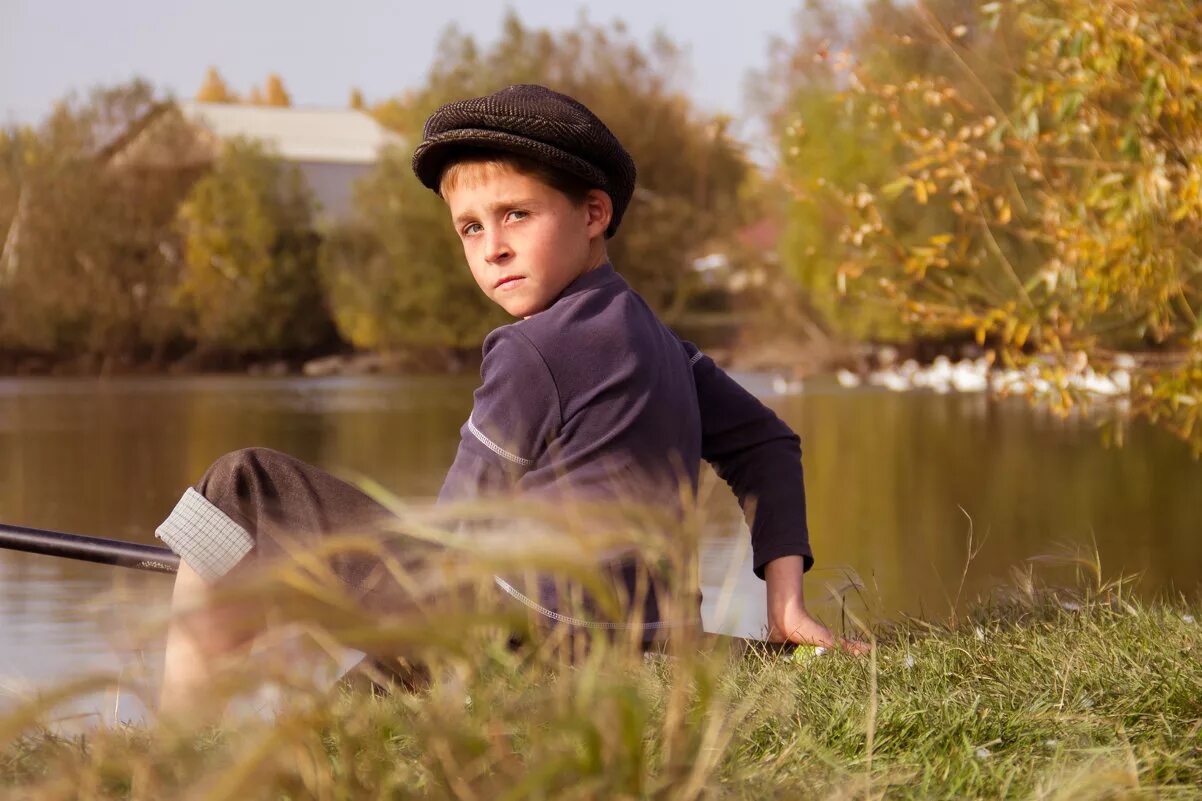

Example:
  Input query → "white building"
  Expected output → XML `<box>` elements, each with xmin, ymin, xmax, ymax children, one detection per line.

<box><xmin>0</xmin><ymin>102</ymin><xmax>401</xmax><ymax>286</ymax></box>
<box><xmin>106</xmin><ymin>101</ymin><xmax>403</xmax><ymax>225</ymax></box>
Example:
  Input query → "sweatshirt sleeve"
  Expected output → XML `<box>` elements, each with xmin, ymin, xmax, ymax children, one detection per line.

<box><xmin>683</xmin><ymin>341</ymin><xmax>813</xmax><ymax>578</ymax></box>
<box><xmin>437</xmin><ymin>325</ymin><xmax>561</xmax><ymax>503</ymax></box>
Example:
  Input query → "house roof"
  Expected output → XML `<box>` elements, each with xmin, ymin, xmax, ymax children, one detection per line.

<box><xmin>178</xmin><ymin>101</ymin><xmax>402</xmax><ymax>164</ymax></box>
<box><xmin>736</xmin><ymin>217</ymin><xmax>782</xmax><ymax>253</ymax></box>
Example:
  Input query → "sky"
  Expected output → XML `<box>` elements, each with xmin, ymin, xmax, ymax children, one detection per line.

<box><xmin>0</xmin><ymin>0</ymin><xmax>835</xmax><ymax>163</ymax></box>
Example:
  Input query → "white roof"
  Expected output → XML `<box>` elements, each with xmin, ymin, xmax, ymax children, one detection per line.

<box><xmin>179</xmin><ymin>101</ymin><xmax>401</xmax><ymax>164</ymax></box>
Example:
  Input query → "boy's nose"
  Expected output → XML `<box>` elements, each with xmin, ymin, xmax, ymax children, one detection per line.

<box><xmin>484</xmin><ymin>231</ymin><xmax>512</xmax><ymax>264</ymax></box>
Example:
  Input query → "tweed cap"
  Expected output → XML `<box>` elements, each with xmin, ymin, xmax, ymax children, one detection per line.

<box><xmin>411</xmin><ymin>84</ymin><xmax>636</xmax><ymax>238</ymax></box>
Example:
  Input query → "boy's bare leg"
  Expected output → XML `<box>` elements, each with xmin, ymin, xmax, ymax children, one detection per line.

<box><xmin>155</xmin><ymin>447</ymin><xmax>400</xmax><ymax>717</ymax></box>
<box><xmin>159</xmin><ymin>560</ymin><xmax>262</xmax><ymax>720</ymax></box>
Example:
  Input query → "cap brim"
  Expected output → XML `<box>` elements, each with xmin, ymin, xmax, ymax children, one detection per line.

<box><xmin>411</xmin><ymin>128</ymin><xmax>608</xmax><ymax>194</ymax></box>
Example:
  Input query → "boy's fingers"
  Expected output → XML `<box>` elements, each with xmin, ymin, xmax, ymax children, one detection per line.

<box><xmin>837</xmin><ymin>637</ymin><xmax>871</xmax><ymax>656</ymax></box>
<box><xmin>771</xmin><ymin>616</ymin><xmax>871</xmax><ymax>657</ymax></box>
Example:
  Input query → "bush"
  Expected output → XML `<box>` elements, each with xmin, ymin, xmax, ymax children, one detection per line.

<box><xmin>0</xmin><ymin>81</ymin><xmax>194</xmax><ymax>364</ymax></box>
<box><xmin>176</xmin><ymin>139</ymin><xmax>336</xmax><ymax>355</ymax></box>
<box><xmin>770</xmin><ymin>0</ymin><xmax>1202</xmax><ymax>451</ymax></box>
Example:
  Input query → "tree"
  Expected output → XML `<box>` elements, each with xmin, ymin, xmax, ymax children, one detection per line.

<box><xmin>320</xmin><ymin>147</ymin><xmax>506</xmax><ymax>351</ymax></box>
<box><xmin>813</xmin><ymin>0</ymin><xmax>1202</xmax><ymax>451</ymax></box>
<box><xmin>349</xmin><ymin>87</ymin><xmax>366</xmax><ymax>110</ymax></box>
<box><xmin>754</xmin><ymin>0</ymin><xmax>1019</xmax><ymax>342</ymax></box>
<box><xmin>0</xmin><ymin>81</ymin><xmax>195</xmax><ymax>364</ymax></box>
<box><xmin>196</xmin><ymin>67</ymin><xmax>236</xmax><ymax>103</ymax></box>
<box><xmin>176</xmin><ymin>139</ymin><xmax>334</xmax><ymax>354</ymax></box>
<box><xmin>263</xmin><ymin>74</ymin><xmax>292</xmax><ymax>107</ymax></box>
<box><xmin>0</xmin><ymin>127</ymin><xmax>31</xmax><ymax>280</ymax></box>
<box><xmin>328</xmin><ymin>12</ymin><xmax>752</xmax><ymax>353</ymax></box>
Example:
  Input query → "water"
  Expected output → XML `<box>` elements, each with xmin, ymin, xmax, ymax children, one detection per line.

<box><xmin>2</xmin><ymin>374</ymin><xmax>1200</xmax><ymax>723</ymax></box>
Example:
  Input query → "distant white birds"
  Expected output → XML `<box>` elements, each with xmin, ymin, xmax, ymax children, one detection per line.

<box><xmin>772</xmin><ymin>375</ymin><xmax>804</xmax><ymax>395</ymax></box>
<box><xmin>876</xmin><ymin>370</ymin><xmax>912</xmax><ymax>393</ymax></box>
<box><xmin>865</xmin><ymin>355</ymin><xmax>993</xmax><ymax>394</ymax></box>
<box><xmin>840</xmin><ymin>354</ymin><xmax>1136</xmax><ymax>398</ymax></box>
<box><xmin>836</xmin><ymin>369</ymin><xmax>862</xmax><ymax>388</ymax></box>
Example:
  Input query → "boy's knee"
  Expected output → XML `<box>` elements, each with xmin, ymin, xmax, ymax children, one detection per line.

<box><xmin>198</xmin><ymin>447</ymin><xmax>286</xmax><ymax>497</ymax></box>
<box><xmin>213</xmin><ymin>446</ymin><xmax>282</xmax><ymax>473</ymax></box>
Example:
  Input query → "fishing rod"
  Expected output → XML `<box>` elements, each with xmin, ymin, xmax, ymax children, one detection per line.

<box><xmin>0</xmin><ymin>522</ymin><xmax>829</xmax><ymax>665</ymax></box>
<box><xmin>0</xmin><ymin>522</ymin><xmax>839</xmax><ymax>657</ymax></box>
<box><xmin>0</xmin><ymin>521</ymin><xmax>179</xmax><ymax>574</ymax></box>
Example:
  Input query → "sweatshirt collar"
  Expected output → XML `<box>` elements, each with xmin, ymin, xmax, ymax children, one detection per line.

<box><xmin>555</xmin><ymin>261</ymin><xmax>623</xmax><ymax>303</ymax></box>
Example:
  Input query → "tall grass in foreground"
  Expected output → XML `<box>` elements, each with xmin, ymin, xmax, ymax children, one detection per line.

<box><xmin>1</xmin><ymin>495</ymin><xmax>1199</xmax><ymax>800</ymax></box>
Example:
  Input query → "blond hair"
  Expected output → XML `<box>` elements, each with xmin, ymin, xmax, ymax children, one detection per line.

<box><xmin>437</xmin><ymin>148</ymin><xmax>594</xmax><ymax>205</ymax></box>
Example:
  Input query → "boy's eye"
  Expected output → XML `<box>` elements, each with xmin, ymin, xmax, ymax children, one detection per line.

<box><xmin>463</xmin><ymin>222</ymin><xmax>482</xmax><ymax>236</ymax></box>
<box><xmin>506</xmin><ymin>210</ymin><xmax>528</xmax><ymax>222</ymax></box>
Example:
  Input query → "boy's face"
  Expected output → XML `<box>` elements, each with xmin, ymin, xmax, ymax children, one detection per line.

<box><xmin>443</xmin><ymin>163</ymin><xmax>609</xmax><ymax>318</ymax></box>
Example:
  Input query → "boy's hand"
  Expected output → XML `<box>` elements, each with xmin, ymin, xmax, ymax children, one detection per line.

<box><xmin>767</xmin><ymin>607</ymin><xmax>870</xmax><ymax>656</ymax></box>
<box><xmin>764</xmin><ymin>555</ymin><xmax>869</xmax><ymax>656</ymax></box>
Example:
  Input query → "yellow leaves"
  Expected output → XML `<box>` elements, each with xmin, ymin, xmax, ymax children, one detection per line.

<box><xmin>994</xmin><ymin>314</ymin><xmax>1034</xmax><ymax>349</ymax></box>
<box><xmin>1002</xmin><ymin>316</ymin><xmax>1018</xmax><ymax>344</ymax></box>
<box><xmin>914</xmin><ymin>179</ymin><xmax>935</xmax><ymax>204</ymax></box>
<box><xmin>835</xmin><ymin>261</ymin><xmax>867</xmax><ymax>296</ymax></box>
<box><xmin>1168</xmin><ymin>172</ymin><xmax>1200</xmax><ymax>223</ymax></box>
<box><xmin>996</xmin><ymin>198</ymin><xmax>1012</xmax><ymax>224</ymax></box>
<box><xmin>1169</xmin><ymin>200</ymin><xmax>1194</xmax><ymax>224</ymax></box>
<box><xmin>902</xmin><ymin>235</ymin><xmax>956</xmax><ymax>278</ymax></box>
<box><xmin>881</xmin><ymin>176</ymin><xmax>913</xmax><ymax>200</ymax></box>
<box><xmin>774</xmin><ymin>0</ymin><xmax>1202</xmax><ymax>450</ymax></box>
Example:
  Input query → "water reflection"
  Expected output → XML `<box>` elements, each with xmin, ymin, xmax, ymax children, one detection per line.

<box><xmin>1</xmin><ymin>374</ymin><xmax>1200</xmax><ymax>718</ymax></box>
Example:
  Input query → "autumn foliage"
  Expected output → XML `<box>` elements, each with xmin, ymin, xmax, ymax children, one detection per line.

<box><xmin>770</xmin><ymin>0</ymin><xmax>1202</xmax><ymax>449</ymax></box>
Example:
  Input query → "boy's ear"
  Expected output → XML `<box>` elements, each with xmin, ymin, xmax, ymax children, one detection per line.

<box><xmin>584</xmin><ymin>189</ymin><xmax>613</xmax><ymax>238</ymax></box>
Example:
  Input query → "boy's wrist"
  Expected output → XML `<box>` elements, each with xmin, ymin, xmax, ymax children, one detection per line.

<box><xmin>764</xmin><ymin>554</ymin><xmax>810</xmax><ymax>633</ymax></box>
<box><xmin>764</xmin><ymin>555</ymin><xmax>806</xmax><ymax>599</ymax></box>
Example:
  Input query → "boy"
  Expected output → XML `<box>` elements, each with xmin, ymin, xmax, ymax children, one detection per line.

<box><xmin>158</xmin><ymin>84</ymin><xmax>856</xmax><ymax>715</ymax></box>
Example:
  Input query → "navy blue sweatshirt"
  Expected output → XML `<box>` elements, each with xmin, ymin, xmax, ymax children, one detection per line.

<box><xmin>437</xmin><ymin>262</ymin><xmax>812</xmax><ymax>567</ymax></box>
<box><xmin>438</xmin><ymin>263</ymin><xmax>812</xmax><ymax>626</ymax></box>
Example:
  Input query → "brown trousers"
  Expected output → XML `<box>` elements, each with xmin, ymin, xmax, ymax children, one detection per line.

<box><xmin>183</xmin><ymin>447</ymin><xmax>677</xmax><ymax>687</ymax></box>
<box><xmin>193</xmin><ymin>447</ymin><xmax>398</xmax><ymax>586</ymax></box>
<box><xmin>187</xmin><ymin>447</ymin><xmax>519</xmax><ymax>688</ymax></box>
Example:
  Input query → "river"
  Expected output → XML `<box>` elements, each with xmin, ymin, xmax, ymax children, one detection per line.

<box><xmin>1</xmin><ymin>373</ymin><xmax>1199</xmax><ymax>723</ymax></box>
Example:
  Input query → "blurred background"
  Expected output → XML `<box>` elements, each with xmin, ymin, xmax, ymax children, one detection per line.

<box><xmin>2</xmin><ymin>0</ymin><xmax>1201</xmax><ymax>721</ymax></box>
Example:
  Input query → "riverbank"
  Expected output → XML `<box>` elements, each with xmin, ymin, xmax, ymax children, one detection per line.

<box><xmin>3</xmin><ymin>583</ymin><xmax>1199</xmax><ymax>799</ymax></box>
<box><xmin>4</xmin><ymin>326</ymin><xmax>1193</xmax><ymax>383</ymax></box>
<box><xmin>0</xmin><ymin>346</ymin><xmax>482</xmax><ymax>379</ymax></box>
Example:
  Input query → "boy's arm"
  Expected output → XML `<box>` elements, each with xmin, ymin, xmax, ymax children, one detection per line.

<box><xmin>438</xmin><ymin>326</ymin><xmax>560</xmax><ymax>503</ymax></box>
<box><xmin>684</xmin><ymin>343</ymin><xmax>812</xmax><ymax>578</ymax></box>
<box><xmin>685</xmin><ymin>343</ymin><xmax>864</xmax><ymax>649</ymax></box>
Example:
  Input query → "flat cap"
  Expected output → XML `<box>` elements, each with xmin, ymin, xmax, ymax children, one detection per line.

<box><xmin>411</xmin><ymin>84</ymin><xmax>636</xmax><ymax>238</ymax></box>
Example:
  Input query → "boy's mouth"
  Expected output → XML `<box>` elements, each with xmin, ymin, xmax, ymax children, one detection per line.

<box><xmin>495</xmin><ymin>275</ymin><xmax>525</xmax><ymax>290</ymax></box>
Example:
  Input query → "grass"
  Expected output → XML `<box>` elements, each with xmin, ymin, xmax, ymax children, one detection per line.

<box><xmin>1</xmin><ymin>503</ymin><xmax>1199</xmax><ymax>800</ymax></box>
<box><xmin>1</xmin><ymin>592</ymin><xmax>1200</xmax><ymax>799</ymax></box>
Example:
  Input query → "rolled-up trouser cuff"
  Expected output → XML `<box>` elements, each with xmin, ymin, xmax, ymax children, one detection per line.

<box><xmin>156</xmin><ymin>487</ymin><xmax>254</xmax><ymax>582</ymax></box>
